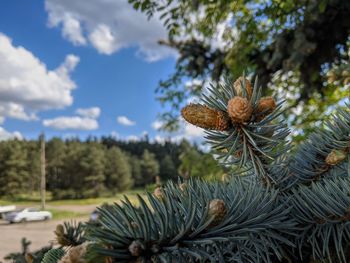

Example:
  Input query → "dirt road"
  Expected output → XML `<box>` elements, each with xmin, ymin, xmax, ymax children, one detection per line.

<box><xmin>0</xmin><ymin>205</ymin><xmax>92</xmax><ymax>261</ymax></box>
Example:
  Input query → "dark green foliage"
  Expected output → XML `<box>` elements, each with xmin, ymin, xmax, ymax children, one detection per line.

<box><xmin>0</xmin><ymin>136</ymin><xmax>206</xmax><ymax>199</ymax></box>
<box><xmin>0</xmin><ymin>140</ymin><xmax>30</xmax><ymax>197</ymax></box>
<box><xmin>105</xmin><ymin>147</ymin><xmax>133</xmax><ymax>193</ymax></box>
<box><xmin>80</xmin><ymin>143</ymin><xmax>106</xmax><ymax>198</ymax></box>
<box><xmin>128</xmin><ymin>0</ymin><xmax>350</xmax><ymax>132</ymax></box>
<box><xmin>159</xmin><ymin>154</ymin><xmax>177</xmax><ymax>181</ymax></box>
<box><xmin>139</xmin><ymin>150</ymin><xmax>160</xmax><ymax>186</ymax></box>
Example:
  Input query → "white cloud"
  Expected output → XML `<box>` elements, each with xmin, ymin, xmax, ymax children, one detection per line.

<box><xmin>54</xmin><ymin>15</ymin><xmax>86</xmax><ymax>46</ymax></box>
<box><xmin>127</xmin><ymin>135</ymin><xmax>139</xmax><ymax>141</ymax></box>
<box><xmin>117</xmin><ymin>116</ymin><xmax>135</xmax><ymax>126</ymax></box>
<box><xmin>0</xmin><ymin>33</ymin><xmax>79</xmax><ymax>121</ymax></box>
<box><xmin>0</xmin><ymin>103</ymin><xmax>38</xmax><ymax>121</ymax></box>
<box><xmin>45</xmin><ymin>0</ymin><xmax>176</xmax><ymax>61</ymax></box>
<box><xmin>151</xmin><ymin>120</ymin><xmax>163</xmax><ymax>130</ymax></box>
<box><xmin>76</xmin><ymin>107</ymin><xmax>101</xmax><ymax>119</ymax></box>
<box><xmin>0</xmin><ymin>127</ymin><xmax>22</xmax><ymax>141</ymax></box>
<box><xmin>43</xmin><ymin>116</ymin><xmax>98</xmax><ymax>130</ymax></box>
<box><xmin>89</xmin><ymin>24</ymin><xmax>117</xmax><ymax>55</ymax></box>
<box><xmin>184</xmin><ymin>123</ymin><xmax>204</xmax><ymax>138</ymax></box>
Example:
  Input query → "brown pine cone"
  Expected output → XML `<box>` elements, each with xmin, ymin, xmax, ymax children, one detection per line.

<box><xmin>208</xmin><ymin>199</ymin><xmax>227</xmax><ymax>226</ymax></box>
<box><xmin>181</xmin><ymin>104</ymin><xmax>231</xmax><ymax>131</ymax></box>
<box><xmin>233</xmin><ymin>77</ymin><xmax>253</xmax><ymax>99</ymax></box>
<box><xmin>255</xmin><ymin>97</ymin><xmax>276</xmax><ymax>121</ymax></box>
<box><xmin>227</xmin><ymin>97</ymin><xmax>253</xmax><ymax>123</ymax></box>
<box><xmin>325</xmin><ymin>149</ymin><xmax>347</xmax><ymax>165</ymax></box>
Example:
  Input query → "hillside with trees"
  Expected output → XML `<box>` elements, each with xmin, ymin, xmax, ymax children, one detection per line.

<box><xmin>0</xmin><ymin>136</ymin><xmax>225</xmax><ymax>199</ymax></box>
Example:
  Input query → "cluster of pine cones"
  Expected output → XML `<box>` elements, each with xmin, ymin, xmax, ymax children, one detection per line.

<box><xmin>181</xmin><ymin>76</ymin><xmax>276</xmax><ymax>131</ymax></box>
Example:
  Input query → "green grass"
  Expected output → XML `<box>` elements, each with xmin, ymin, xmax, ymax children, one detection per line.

<box><xmin>0</xmin><ymin>190</ymin><xmax>143</xmax><ymax>207</ymax></box>
<box><xmin>47</xmin><ymin>208</ymin><xmax>88</xmax><ymax>220</ymax></box>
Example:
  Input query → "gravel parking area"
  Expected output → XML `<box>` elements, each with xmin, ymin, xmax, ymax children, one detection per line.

<box><xmin>0</xmin><ymin>217</ymin><xmax>88</xmax><ymax>261</ymax></box>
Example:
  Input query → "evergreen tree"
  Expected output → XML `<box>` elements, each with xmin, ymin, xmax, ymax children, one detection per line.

<box><xmin>159</xmin><ymin>154</ymin><xmax>177</xmax><ymax>181</ymax></box>
<box><xmin>105</xmin><ymin>146</ymin><xmax>133</xmax><ymax>193</ymax></box>
<box><xmin>26</xmin><ymin>140</ymin><xmax>41</xmax><ymax>194</ymax></box>
<box><xmin>79</xmin><ymin>143</ymin><xmax>106</xmax><ymax>198</ymax></box>
<box><xmin>128</xmin><ymin>155</ymin><xmax>143</xmax><ymax>188</ymax></box>
<box><xmin>75</xmin><ymin>75</ymin><xmax>350</xmax><ymax>262</ymax></box>
<box><xmin>0</xmin><ymin>140</ymin><xmax>29</xmax><ymax>197</ymax></box>
<box><xmin>140</xmin><ymin>149</ymin><xmax>159</xmax><ymax>186</ymax></box>
<box><xmin>46</xmin><ymin>137</ymin><xmax>66</xmax><ymax>191</ymax></box>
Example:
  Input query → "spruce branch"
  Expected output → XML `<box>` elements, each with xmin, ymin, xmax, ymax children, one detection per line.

<box><xmin>86</xmin><ymin>179</ymin><xmax>296</xmax><ymax>262</ymax></box>
<box><xmin>287</xmin><ymin>104</ymin><xmax>350</xmax><ymax>185</ymax></box>
<box><xmin>182</xmin><ymin>76</ymin><xmax>290</xmax><ymax>186</ymax></box>
<box><xmin>291</xmin><ymin>177</ymin><xmax>350</xmax><ymax>262</ymax></box>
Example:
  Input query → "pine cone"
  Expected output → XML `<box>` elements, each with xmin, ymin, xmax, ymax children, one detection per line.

<box><xmin>233</xmin><ymin>76</ymin><xmax>253</xmax><ymax>98</ymax></box>
<box><xmin>153</xmin><ymin>187</ymin><xmax>164</xmax><ymax>200</ymax></box>
<box><xmin>325</xmin><ymin>149</ymin><xmax>347</xmax><ymax>165</ymax></box>
<box><xmin>129</xmin><ymin>240</ymin><xmax>143</xmax><ymax>257</ymax></box>
<box><xmin>227</xmin><ymin>97</ymin><xmax>253</xmax><ymax>123</ymax></box>
<box><xmin>181</xmin><ymin>104</ymin><xmax>231</xmax><ymax>131</ymax></box>
<box><xmin>255</xmin><ymin>97</ymin><xmax>276</xmax><ymax>121</ymax></box>
<box><xmin>208</xmin><ymin>199</ymin><xmax>227</xmax><ymax>226</ymax></box>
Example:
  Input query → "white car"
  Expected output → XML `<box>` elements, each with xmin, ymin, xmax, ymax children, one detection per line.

<box><xmin>0</xmin><ymin>205</ymin><xmax>16</xmax><ymax>219</ymax></box>
<box><xmin>5</xmin><ymin>208</ymin><xmax>52</xmax><ymax>223</ymax></box>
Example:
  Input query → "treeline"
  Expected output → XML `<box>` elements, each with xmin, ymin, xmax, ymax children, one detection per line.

<box><xmin>0</xmin><ymin>136</ymin><xmax>224</xmax><ymax>199</ymax></box>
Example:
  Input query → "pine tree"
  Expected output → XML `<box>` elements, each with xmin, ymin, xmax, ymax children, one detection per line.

<box><xmin>44</xmin><ymin>75</ymin><xmax>350</xmax><ymax>262</ymax></box>
<box><xmin>140</xmin><ymin>149</ymin><xmax>160</xmax><ymax>186</ymax></box>
<box><xmin>79</xmin><ymin>142</ymin><xmax>106</xmax><ymax>198</ymax></box>
<box><xmin>105</xmin><ymin>146</ymin><xmax>133</xmax><ymax>193</ymax></box>
<box><xmin>159</xmin><ymin>154</ymin><xmax>177</xmax><ymax>181</ymax></box>
<box><xmin>0</xmin><ymin>140</ymin><xmax>30</xmax><ymax>197</ymax></box>
<box><xmin>46</xmin><ymin>137</ymin><xmax>66</xmax><ymax>192</ymax></box>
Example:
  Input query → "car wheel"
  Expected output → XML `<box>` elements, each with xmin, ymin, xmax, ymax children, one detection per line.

<box><xmin>44</xmin><ymin>216</ymin><xmax>50</xmax><ymax>221</ymax></box>
<box><xmin>20</xmin><ymin>218</ymin><xmax>26</xmax><ymax>223</ymax></box>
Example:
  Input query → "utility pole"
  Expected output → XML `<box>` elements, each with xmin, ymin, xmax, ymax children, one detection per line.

<box><xmin>40</xmin><ymin>133</ymin><xmax>46</xmax><ymax>210</ymax></box>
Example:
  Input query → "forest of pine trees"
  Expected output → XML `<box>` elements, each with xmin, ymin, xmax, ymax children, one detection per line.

<box><xmin>0</xmin><ymin>136</ymin><xmax>225</xmax><ymax>199</ymax></box>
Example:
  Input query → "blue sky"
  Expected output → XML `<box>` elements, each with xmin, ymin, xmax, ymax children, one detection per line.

<box><xmin>0</xmin><ymin>0</ymin><xmax>203</xmax><ymax>142</ymax></box>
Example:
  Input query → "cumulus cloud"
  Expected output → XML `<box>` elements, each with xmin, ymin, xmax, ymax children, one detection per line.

<box><xmin>45</xmin><ymin>0</ymin><xmax>176</xmax><ymax>61</ymax></box>
<box><xmin>117</xmin><ymin>116</ymin><xmax>135</xmax><ymax>126</ymax></box>
<box><xmin>43</xmin><ymin>116</ymin><xmax>98</xmax><ymax>130</ymax></box>
<box><xmin>76</xmin><ymin>107</ymin><xmax>101</xmax><ymax>119</ymax></box>
<box><xmin>183</xmin><ymin>123</ymin><xmax>204</xmax><ymax>138</ymax></box>
<box><xmin>0</xmin><ymin>33</ymin><xmax>79</xmax><ymax>122</ymax></box>
<box><xmin>151</xmin><ymin>120</ymin><xmax>163</xmax><ymax>130</ymax></box>
<box><xmin>0</xmin><ymin>127</ymin><xmax>22</xmax><ymax>141</ymax></box>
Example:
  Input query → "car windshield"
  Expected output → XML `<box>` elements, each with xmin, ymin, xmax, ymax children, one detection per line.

<box><xmin>12</xmin><ymin>209</ymin><xmax>24</xmax><ymax>213</ymax></box>
<box><xmin>27</xmin><ymin>208</ymin><xmax>39</xmax><ymax>212</ymax></box>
